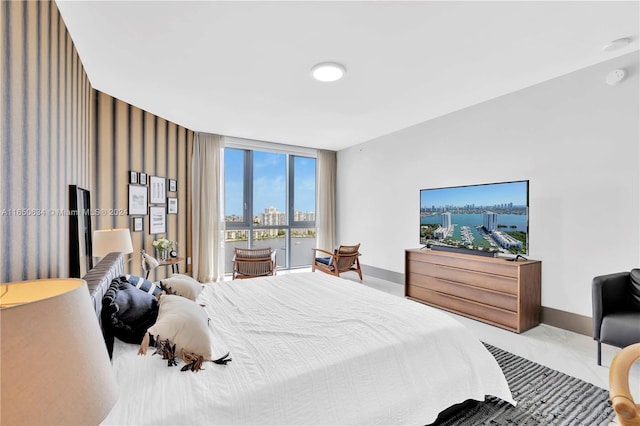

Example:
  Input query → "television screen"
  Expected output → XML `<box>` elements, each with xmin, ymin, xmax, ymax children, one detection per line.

<box><xmin>420</xmin><ymin>180</ymin><xmax>529</xmax><ymax>255</ymax></box>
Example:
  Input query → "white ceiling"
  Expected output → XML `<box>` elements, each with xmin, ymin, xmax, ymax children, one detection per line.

<box><xmin>56</xmin><ymin>1</ymin><xmax>638</xmax><ymax>151</ymax></box>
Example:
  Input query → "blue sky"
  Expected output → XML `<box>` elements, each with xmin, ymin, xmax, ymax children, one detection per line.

<box><xmin>225</xmin><ymin>149</ymin><xmax>316</xmax><ymax>216</ymax></box>
<box><xmin>420</xmin><ymin>180</ymin><xmax>528</xmax><ymax>208</ymax></box>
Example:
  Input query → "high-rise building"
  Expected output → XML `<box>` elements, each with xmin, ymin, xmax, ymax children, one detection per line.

<box><xmin>483</xmin><ymin>211</ymin><xmax>498</xmax><ymax>231</ymax></box>
<box><xmin>294</xmin><ymin>210</ymin><xmax>315</xmax><ymax>221</ymax></box>
<box><xmin>441</xmin><ymin>212</ymin><xmax>451</xmax><ymax>228</ymax></box>
<box><xmin>257</xmin><ymin>207</ymin><xmax>314</xmax><ymax>226</ymax></box>
<box><xmin>259</xmin><ymin>206</ymin><xmax>286</xmax><ymax>226</ymax></box>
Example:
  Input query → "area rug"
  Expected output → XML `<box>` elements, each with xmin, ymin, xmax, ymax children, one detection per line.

<box><xmin>433</xmin><ymin>343</ymin><xmax>616</xmax><ymax>425</ymax></box>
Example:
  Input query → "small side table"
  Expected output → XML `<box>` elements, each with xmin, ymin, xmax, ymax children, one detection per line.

<box><xmin>147</xmin><ymin>257</ymin><xmax>184</xmax><ymax>279</ymax></box>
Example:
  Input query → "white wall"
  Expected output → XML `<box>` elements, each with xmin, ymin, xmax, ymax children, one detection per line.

<box><xmin>336</xmin><ymin>51</ymin><xmax>639</xmax><ymax>318</ymax></box>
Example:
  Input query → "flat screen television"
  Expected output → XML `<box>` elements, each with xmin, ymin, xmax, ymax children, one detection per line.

<box><xmin>420</xmin><ymin>180</ymin><xmax>529</xmax><ymax>256</ymax></box>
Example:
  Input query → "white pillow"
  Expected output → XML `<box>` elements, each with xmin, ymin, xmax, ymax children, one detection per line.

<box><xmin>141</xmin><ymin>294</ymin><xmax>212</xmax><ymax>362</ymax></box>
<box><xmin>160</xmin><ymin>276</ymin><xmax>202</xmax><ymax>301</ymax></box>
<box><xmin>172</xmin><ymin>273</ymin><xmax>200</xmax><ymax>285</ymax></box>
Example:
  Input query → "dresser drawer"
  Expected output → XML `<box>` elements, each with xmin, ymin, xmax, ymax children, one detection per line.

<box><xmin>407</xmin><ymin>250</ymin><xmax>518</xmax><ymax>278</ymax></box>
<box><xmin>407</xmin><ymin>260</ymin><xmax>518</xmax><ymax>295</ymax></box>
<box><xmin>407</xmin><ymin>285</ymin><xmax>518</xmax><ymax>330</ymax></box>
<box><xmin>407</xmin><ymin>273</ymin><xmax>517</xmax><ymax>312</ymax></box>
<box><xmin>405</xmin><ymin>249</ymin><xmax>541</xmax><ymax>333</ymax></box>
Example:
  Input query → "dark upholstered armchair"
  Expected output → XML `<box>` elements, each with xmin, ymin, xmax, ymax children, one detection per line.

<box><xmin>592</xmin><ymin>269</ymin><xmax>640</xmax><ymax>365</ymax></box>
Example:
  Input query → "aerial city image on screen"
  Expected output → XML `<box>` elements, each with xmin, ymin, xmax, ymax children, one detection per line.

<box><xmin>420</xmin><ymin>181</ymin><xmax>529</xmax><ymax>255</ymax></box>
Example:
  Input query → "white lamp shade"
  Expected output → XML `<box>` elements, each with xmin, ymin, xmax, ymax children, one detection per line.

<box><xmin>142</xmin><ymin>251</ymin><xmax>160</xmax><ymax>270</ymax></box>
<box><xmin>0</xmin><ymin>279</ymin><xmax>118</xmax><ymax>425</ymax></box>
<box><xmin>93</xmin><ymin>228</ymin><xmax>134</xmax><ymax>257</ymax></box>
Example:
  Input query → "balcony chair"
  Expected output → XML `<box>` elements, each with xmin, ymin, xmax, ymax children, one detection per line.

<box><xmin>232</xmin><ymin>247</ymin><xmax>276</xmax><ymax>279</ymax></box>
<box><xmin>592</xmin><ymin>269</ymin><xmax>640</xmax><ymax>365</ymax></box>
<box><xmin>609</xmin><ymin>343</ymin><xmax>640</xmax><ymax>426</ymax></box>
<box><xmin>312</xmin><ymin>244</ymin><xmax>362</xmax><ymax>281</ymax></box>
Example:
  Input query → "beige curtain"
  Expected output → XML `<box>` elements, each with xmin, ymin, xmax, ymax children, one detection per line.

<box><xmin>191</xmin><ymin>132</ymin><xmax>225</xmax><ymax>282</ymax></box>
<box><xmin>316</xmin><ymin>150</ymin><xmax>336</xmax><ymax>250</ymax></box>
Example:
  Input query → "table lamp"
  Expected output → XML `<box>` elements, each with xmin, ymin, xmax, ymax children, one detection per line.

<box><xmin>0</xmin><ymin>279</ymin><xmax>118</xmax><ymax>425</ymax></box>
<box><xmin>93</xmin><ymin>228</ymin><xmax>158</xmax><ymax>276</ymax></box>
<box><xmin>93</xmin><ymin>228</ymin><xmax>134</xmax><ymax>258</ymax></box>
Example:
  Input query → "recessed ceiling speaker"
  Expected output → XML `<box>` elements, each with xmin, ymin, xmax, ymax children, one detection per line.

<box><xmin>606</xmin><ymin>69</ymin><xmax>626</xmax><ymax>86</ymax></box>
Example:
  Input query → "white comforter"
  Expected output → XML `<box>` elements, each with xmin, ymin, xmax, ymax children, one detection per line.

<box><xmin>102</xmin><ymin>272</ymin><xmax>514</xmax><ymax>425</ymax></box>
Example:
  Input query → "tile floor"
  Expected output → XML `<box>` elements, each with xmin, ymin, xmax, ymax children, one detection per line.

<box><xmin>339</xmin><ymin>272</ymin><xmax>640</xmax><ymax>401</ymax></box>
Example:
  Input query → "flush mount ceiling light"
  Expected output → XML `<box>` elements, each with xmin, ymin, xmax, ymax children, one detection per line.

<box><xmin>602</xmin><ymin>37</ymin><xmax>631</xmax><ymax>52</ymax></box>
<box><xmin>311</xmin><ymin>62</ymin><xmax>346</xmax><ymax>82</ymax></box>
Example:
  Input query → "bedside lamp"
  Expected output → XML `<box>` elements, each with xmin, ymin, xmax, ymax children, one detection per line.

<box><xmin>93</xmin><ymin>228</ymin><xmax>159</xmax><ymax>276</ymax></box>
<box><xmin>93</xmin><ymin>228</ymin><xmax>134</xmax><ymax>258</ymax></box>
<box><xmin>0</xmin><ymin>279</ymin><xmax>118</xmax><ymax>425</ymax></box>
<box><xmin>141</xmin><ymin>249</ymin><xmax>160</xmax><ymax>278</ymax></box>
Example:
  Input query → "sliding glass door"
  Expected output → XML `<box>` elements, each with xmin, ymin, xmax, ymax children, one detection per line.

<box><xmin>290</xmin><ymin>156</ymin><xmax>316</xmax><ymax>268</ymax></box>
<box><xmin>224</xmin><ymin>148</ymin><xmax>316</xmax><ymax>273</ymax></box>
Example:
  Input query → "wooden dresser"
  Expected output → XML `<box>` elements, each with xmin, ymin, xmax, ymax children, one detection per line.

<box><xmin>405</xmin><ymin>248</ymin><xmax>541</xmax><ymax>333</ymax></box>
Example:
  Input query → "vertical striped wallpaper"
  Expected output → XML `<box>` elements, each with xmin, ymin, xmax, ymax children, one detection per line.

<box><xmin>94</xmin><ymin>91</ymin><xmax>193</xmax><ymax>280</ymax></box>
<box><xmin>1</xmin><ymin>1</ymin><xmax>93</xmax><ymax>283</ymax></box>
<box><xmin>1</xmin><ymin>1</ymin><xmax>194</xmax><ymax>283</ymax></box>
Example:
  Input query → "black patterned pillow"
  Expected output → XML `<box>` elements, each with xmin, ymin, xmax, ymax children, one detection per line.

<box><xmin>102</xmin><ymin>277</ymin><xmax>159</xmax><ymax>358</ymax></box>
<box><xmin>120</xmin><ymin>274</ymin><xmax>163</xmax><ymax>296</ymax></box>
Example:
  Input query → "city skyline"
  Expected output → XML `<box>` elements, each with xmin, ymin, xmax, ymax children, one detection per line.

<box><xmin>420</xmin><ymin>180</ymin><xmax>528</xmax><ymax>210</ymax></box>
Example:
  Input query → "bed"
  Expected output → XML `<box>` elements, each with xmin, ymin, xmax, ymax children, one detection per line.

<box><xmin>87</xmin><ymin>253</ymin><xmax>514</xmax><ymax>425</ymax></box>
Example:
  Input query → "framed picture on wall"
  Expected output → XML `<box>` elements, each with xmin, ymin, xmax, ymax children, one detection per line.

<box><xmin>169</xmin><ymin>179</ymin><xmax>177</xmax><ymax>192</ymax></box>
<box><xmin>128</xmin><ymin>184</ymin><xmax>147</xmax><ymax>215</ymax></box>
<box><xmin>149</xmin><ymin>176</ymin><xmax>166</xmax><ymax>204</ymax></box>
<box><xmin>129</xmin><ymin>170</ymin><xmax>138</xmax><ymax>184</ymax></box>
<box><xmin>132</xmin><ymin>217</ymin><xmax>144</xmax><ymax>232</ymax></box>
<box><xmin>139</xmin><ymin>172</ymin><xmax>147</xmax><ymax>186</ymax></box>
<box><xmin>149</xmin><ymin>206</ymin><xmax>166</xmax><ymax>234</ymax></box>
<box><xmin>167</xmin><ymin>197</ymin><xmax>178</xmax><ymax>214</ymax></box>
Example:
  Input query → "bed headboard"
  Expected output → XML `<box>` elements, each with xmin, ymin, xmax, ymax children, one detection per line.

<box><xmin>82</xmin><ymin>252</ymin><xmax>124</xmax><ymax>320</ymax></box>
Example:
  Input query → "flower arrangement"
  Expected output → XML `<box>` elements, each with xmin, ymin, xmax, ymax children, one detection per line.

<box><xmin>153</xmin><ymin>238</ymin><xmax>175</xmax><ymax>250</ymax></box>
<box><xmin>152</xmin><ymin>238</ymin><xmax>176</xmax><ymax>260</ymax></box>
